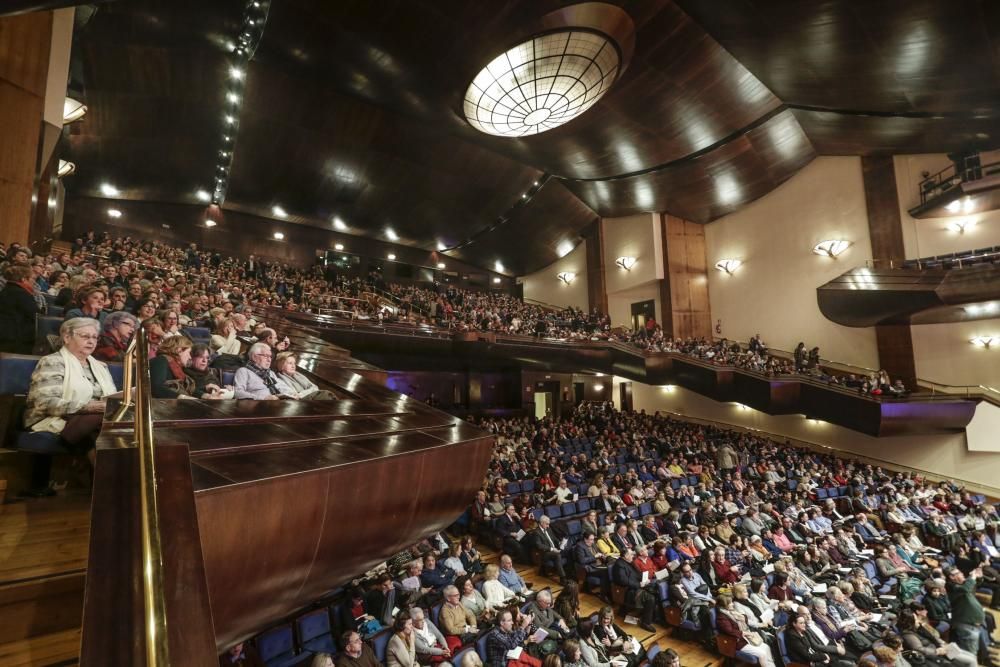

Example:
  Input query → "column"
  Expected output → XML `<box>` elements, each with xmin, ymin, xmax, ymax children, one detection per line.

<box><xmin>0</xmin><ymin>10</ymin><xmax>53</xmax><ymax>246</ymax></box>
<box><xmin>583</xmin><ymin>218</ymin><xmax>607</xmax><ymax>314</ymax></box>
<box><xmin>862</xmin><ymin>155</ymin><xmax>917</xmax><ymax>387</ymax></box>
<box><xmin>658</xmin><ymin>213</ymin><xmax>712</xmax><ymax>339</ymax></box>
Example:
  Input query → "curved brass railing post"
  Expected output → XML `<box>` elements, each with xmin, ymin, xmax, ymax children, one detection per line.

<box><xmin>133</xmin><ymin>325</ymin><xmax>171</xmax><ymax>666</ymax></box>
<box><xmin>104</xmin><ymin>328</ymin><xmax>170</xmax><ymax>663</ymax></box>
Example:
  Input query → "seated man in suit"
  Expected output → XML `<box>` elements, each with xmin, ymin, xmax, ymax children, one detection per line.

<box><xmin>529</xmin><ymin>515</ymin><xmax>567</xmax><ymax>583</ymax></box>
<box><xmin>574</xmin><ymin>531</ymin><xmax>611</xmax><ymax>598</ymax></box>
<box><xmin>494</xmin><ymin>504</ymin><xmax>528</xmax><ymax>563</ymax></box>
<box><xmin>611</xmin><ymin>548</ymin><xmax>657</xmax><ymax>632</ymax></box>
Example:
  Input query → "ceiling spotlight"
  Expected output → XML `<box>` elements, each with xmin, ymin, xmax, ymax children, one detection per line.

<box><xmin>62</xmin><ymin>97</ymin><xmax>87</xmax><ymax>124</ymax></box>
<box><xmin>229</xmin><ymin>67</ymin><xmax>244</xmax><ymax>81</ymax></box>
<box><xmin>226</xmin><ymin>92</ymin><xmax>240</xmax><ymax>104</ymax></box>
<box><xmin>812</xmin><ymin>239</ymin><xmax>852</xmax><ymax>258</ymax></box>
<box><xmin>556</xmin><ymin>271</ymin><xmax>576</xmax><ymax>284</ymax></box>
<box><xmin>437</xmin><ymin>262</ymin><xmax>446</xmax><ymax>269</ymax></box>
<box><xmin>195</xmin><ymin>189</ymin><xmax>211</xmax><ymax>202</ymax></box>
<box><xmin>557</xmin><ymin>240</ymin><xmax>574</xmax><ymax>258</ymax></box>
<box><xmin>332</xmin><ymin>217</ymin><xmax>347</xmax><ymax>230</ymax></box>
<box><xmin>494</xmin><ymin>260</ymin><xmax>505</xmax><ymax>272</ymax></box>
<box><xmin>615</xmin><ymin>256</ymin><xmax>637</xmax><ymax>271</ymax></box>
<box><xmin>522</xmin><ymin>193</ymin><xmax>528</xmax><ymax>199</ymax></box>
<box><xmin>965</xmin><ymin>303</ymin><xmax>997</xmax><ymax>316</ymax></box>
<box><xmin>224</xmin><ymin>114</ymin><xmax>236</xmax><ymax>124</ymax></box>
<box><xmin>387</xmin><ymin>253</ymin><xmax>396</xmax><ymax>260</ymax></box>
<box><xmin>57</xmin><ymin>160</ymin><xmax>75</xmax><ymax>178</ymax></box>
<box><xmin>272</xmin><ymin>205</ymin><xmax>287</xmax><ymax>218</ymax></box>
<box><xmin>715</xmin><ymin>258</ymin><xmax>743</xmax><ymax>274</ymax></box>
<box><xmin>107</xmin><ymin>209</ymin><xmax>122</xmax><ymax>218</ymax></box>
<box><xmin>437</xmin><ymin>241</ymin><xmax>447</xmax><ymax>251</ymax></box>
<box><xmin>385</xmin><ymin>228</ymin><xmax>399</xmax><ymax>241</ymax></box>
<box><xmin>161</xmin><ymin>224</ymin><xmax>171</xmax><ymax>229</ymax></box>
<box><xmin>100</xmin><ymin>183</ymin><xmax>120</xmax><ymax>197</ymax></box>
<box><xmin>223</xmin><ymin>135</ymin><xmax>232</xmax><ymax>142</ymax></box>
<box><xmin>273</xmin><ymin>231</ymin><xmax>284</xmax><ymax>240</ymax></box>
<box><xmin>970</xmin><ymin>336</ymin><xmax>996</xmax><ymax>349</ymax></box>
<box><xmin>533</xmin><ymin>181</ymin><xmax>539</xmax><ymax>186</ymax></box>
<box><xmin>205</xmin><ymin>220</ymin><xmax>217</xmax><ymax>227</ymax></box>
<box><xmin>493</xmin><ymin>277</ymin><xmax>502</xmax><ymax>284</ymax></box>
<box><xmin>948</xmin><ymin>219</ymin><xmax>975</xmax><ymax>234</ymax></box>
<box><xmin>334</xmin><ymin>243</ymin><xmax>344</xmax><ymax>250</ymax></box>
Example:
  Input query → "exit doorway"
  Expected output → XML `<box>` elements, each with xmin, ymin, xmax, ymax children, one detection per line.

<box><xmin>630</xmin><ymin>300</ymin><xmax>655</xmax><ymax>332</ymax></box>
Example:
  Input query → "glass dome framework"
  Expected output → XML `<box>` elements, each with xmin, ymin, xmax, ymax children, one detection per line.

<box><xmin>463</xmin><ymin>30</ymin><xmax>620</xmax><ymax>138</ymax></box>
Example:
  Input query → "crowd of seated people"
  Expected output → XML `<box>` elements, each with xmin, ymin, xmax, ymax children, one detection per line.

<box><xmin>2</xmin><ymin>234</ymin><xmax>909</xmax><ymax>396</ymax></box>
<box><xmin>464</xmin><ymin>402</ymin><xmax>997</xmax><ymax>666</ymax></box>
<box><xmin>220</xmin><ymin>401</ymin><xmax>997</xmax><ymax>667</ymax></box>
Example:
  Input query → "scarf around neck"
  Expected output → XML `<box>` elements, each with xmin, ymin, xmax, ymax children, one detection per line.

<box><xmin>246</xmin><ymin>360</ymin><xmax>280</xmax><ymax>395</ymax></box>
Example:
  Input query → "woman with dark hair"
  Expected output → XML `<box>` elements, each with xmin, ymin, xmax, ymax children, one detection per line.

<box><xmin>184</xmin><ymin>343</ymin><xmax>229</xmax><ymax>399</ymax></box>
<box><xmin>553</xmin><ymin>581</ymin><xmax>580</xmax><ymax>633</ymax></box>
<box><xmin>133</xmin><ymin>297</ymin><xmax>157</xmax><ymax>322</ymax></box>
<box><xmin>0</xmin><ymin>264</ymin><xmax>44</xmax><ymax>353</ymax></box>
<box><xmin>898</xmin><ymin>606</ymin><xmax>977</xmax><ymax>667</ymax></box>
<box><xmin>576</xmin><ymin>620</ymin><xmax>610</xmax><ymax>667</ymax></box>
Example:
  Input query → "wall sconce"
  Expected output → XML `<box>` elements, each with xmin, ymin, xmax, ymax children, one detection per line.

<box><xmin>970</xmin><ymin>336</ymin><xmax>996</xmax><ymax>348</ymax></box>
<box><xmin>63</xmin><ymin>97</ymin><xmax>87</xmax><ymax>124</ymax></box>
<box><xmin>714</xmin><ymin>258</ymin><xmax>743</xmax><ymax>274</ymax></box>
<box><xmin>812</xmin><ymin>239</ymin><xmax>852</xmax><ymax>258</ymax></box>
<box><xmin>556</xmin><ymin>271</ymin><xmax>576</xmax><ymax>284</ymax></box>
<box><xmin>57</xmin><ymin>160</ymin><xmax>75</xmax><ymax>178</ymax></box>
<box><xmin>594</xmin><ymin>384</ymin><xmax>605</xmax><ymax>391</ymax></box>
<box><xmin>948</xmin><ymin>219</ymin><xmax>975</xmax><ymax>234</ymax></box>
<box><xmin>615</xmin><ymin>256</ymin><xmax>637</xmax><ymax>271</ymax></box>
<box><xmin>660</xmin><ymin>385</ymin><xmax>675</xmax><ymax>393</ymax></box>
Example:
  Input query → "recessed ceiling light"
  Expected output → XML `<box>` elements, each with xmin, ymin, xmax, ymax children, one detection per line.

<box><xmin>224</xmin><ymin>115</ymin><xmax>236</xmax><ymax>124</ymax></box>
<box><xmin>332</xmin><ymin>217</ymin><xmax>347</xmax><ymax>230</ymax></box>
<box><xmin>229</xmin><ymin>67</ymin><xmax>244</xmax><ymax>81</ymax></box>
<box><xmin>272</xmin><ymin>205</ymin><xmax>287</xmax><ymax>218</ymax></box>
<box><xmin>387</xmin><ymin>253</ymin><xmax>396</xmax><ymax>260</ymax></box>
<box><xmin>273</xmin><ymin>231</ymin><xmax>284</xmax><ymax>240</ymax></box>
<box><xmin>533</xmin><ymin>181</ymin><xmax>539</xmax><ymax>186</ymax></box>
<box><xmin>437</xmin><ymin>262</ymin><xmax>446</xmax><ymax>269</ymax></box>
<box><xmin>223</xmin><ymin>135</ymin><xmax>232</xmax><ymax>142</ymax></box>
<box><xmin>107</xmin><ymin>209</ymin><xmax>122</xmax><ymax>218</ymax></box>
<box><xmin>161</xmin><ymin>224</ymin><xmax>171</xmax><ymax>229</ymax></box>
<box><xmin>494</xmin><ymin>260</ymin><xmax>504</xmax><ymax>272</ymax></box>
<box><xmin>493</xmin><ymin>277</ymin><xmax>502</xmax><ymax>284</ymax></box>
<box><xmin>334</xmin><ymin>243</ymin><xmax>344</xmax><ymax>250</ymax></box>
<box><xmin>196</xmin><ymin>189</ymin><xmax>211</xmax><ymax>202</ymax></box>
<box><xmin>205</xmin><ymin>220</ymin><xmax>217</xmax><ymax>227</ymax></box>
<box><xmin>226</xmin><ymin>92</ymin><xmax>240</xmax><ymax>104</ymax></box>
<box><xmin>100</xmin><ymin>183</ymin><xmax>120</xmax><ymax>197</ymax></box>
<box><xmin>385</xmin><ymin>228</ymin><xmax>399</xmax><ymax>241</ymax></box>
<box><xmin>522</xmin><ymin>193</ymin><xmax>527</xmax><ymax>199</ymax></box>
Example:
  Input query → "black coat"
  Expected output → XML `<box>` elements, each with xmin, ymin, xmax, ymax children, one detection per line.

<box><xmin>785</xmin><ymin>628</ymin><xmax>837</xmax><ymax>666</ymax></box>
<box><xmin>0</xmin><ymin>283</ymin><xmax>40</xmax><ymax>354</ymax></box>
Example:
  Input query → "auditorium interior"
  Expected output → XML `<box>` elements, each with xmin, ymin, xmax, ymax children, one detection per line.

<box><xmin>3</xmin><ymin>1</ymin><xmax>1000</xmax><ymax>666</ymax></box>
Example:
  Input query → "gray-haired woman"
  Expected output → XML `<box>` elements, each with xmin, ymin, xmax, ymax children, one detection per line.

<box><xmin>93</xmin><ymin>310</ymin><xmax>138</xmax><ymax>362</ymax></box>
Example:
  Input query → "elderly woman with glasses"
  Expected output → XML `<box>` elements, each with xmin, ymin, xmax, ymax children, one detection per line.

<box><xmin>24</xmin><ymin>318</ymin><xmax>120</xmax><ymax>467</ymax></box>
<box><xmin>273</xmin><ymin>351</ymin><xmax>338</xmax><ymax>400</ymax></box>
<box><xmin>93</xmin><ymin>311</ymin><xmax>138</xmax><ymax>362</ymax></box>
<box><xmin>233</xmin><ymin>342</ymin><xmax>295</xmax><ymax>400</ymax></box>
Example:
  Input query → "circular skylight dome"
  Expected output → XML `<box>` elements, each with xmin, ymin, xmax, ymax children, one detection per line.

<box><xmin>464</xmin><ymin>30</ymin><xmax>620</xmax><ymax>137</ymax></box>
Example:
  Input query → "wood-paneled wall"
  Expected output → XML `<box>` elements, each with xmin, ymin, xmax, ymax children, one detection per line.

<box><xmin>0</xmin><ymin>11</ymin><xmax>51</xmax><ymax>246</ymax></box>
<box><xmin>862</xmin><ymin>155</ymin><xmax>916</xmax><ymax>386</ymax></box>
<box><xmin>584</xmin><ymin>218</ymin><xmax>607</xmax><ymax>315</ymax></box>
<box><xmin>659</xmin><ymin>214</ymin><xmax>712</xmax><ymax>340</ymax></box>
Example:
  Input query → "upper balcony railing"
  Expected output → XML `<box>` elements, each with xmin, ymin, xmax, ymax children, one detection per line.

<box><xmin>917</xmin><ymin>155</ymin><xmax>1000</xmax><ymax>204</ymax></box>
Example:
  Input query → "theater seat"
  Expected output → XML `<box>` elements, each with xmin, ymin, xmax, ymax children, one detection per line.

<box><xmin>15</xmin><ymin>431</ymin><xmax>67</xmax><ymax>455</ymax></box>
<box><xmin>296</xmin><ymin>609</ymin><xmax>335</xmax><ymax>654</ymax></box>
<box><xmin>256</xmin><ymin>624</ymin><xmax>300</xmax><ymax>667</ymax></box>
<box><xmin>0</xmin><ymin>354</ymin><xmax>42</xmax><ymax>394</ymax></box>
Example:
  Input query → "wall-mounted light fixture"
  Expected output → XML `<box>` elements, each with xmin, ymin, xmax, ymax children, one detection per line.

<box><xmin>965</xmin><ymin>303</ymin><xmax>998</xmax><ymax>316</ymax></box>
<box><xmin>273</xmin><ymin>231</ymin><xmax>284</xmax><ymax>240</ymax></box>
<box><xmin>107</xmin><ymin>208</ymin><xmax>122</xmax><ymax>218</ymax></box>
<box><xmin>660</xmin><ymin>385</ymin><xmax>675</xmax><ymax>393</ymax></box>
<box><xmin>205</xmin><ymin>220</ymin><xmax>217</xmax><ymax>227</ymax></box>
<box><xmin>714</xmin><ymin>258</ymin><xmax>743</xmax><ymax>274</ymax></box>
<box><xmin>57</xmin><ymin>160</ymin><xmax>75</xmax><ymax>178</ymax></box>
<box><xmin>615</xmin><ymin>256</ymin><xmax>637</xmax><ymax>271</ymax></box>
<box><xmin>556</xmin><ymin>271</ymin><xmax>576</xmax><ymax>284</ymax></box>
<box><xmin>436</xmin><ymin>262</ymin><xmax>446</xmax><ymax>269</ymax></box>
<box><xmin>945</xmin><ymin>198</ymin><xmax>975</xmax><ymax>214</ymax></box>
<box><xmin>493</xmin><ymin>277</ymin><xmax>502</xmax><ymax>284</ymax></box>
<box><xmin>970</xmin><ymin>336</ymin><xmax>996</xmax><ymax>348</ymax></box>
<box><xmin>594</xmin><ymin>384</ymin><xmax>605</xmax><ymax>391</ymax></box>
<box><xmin>812</xmin><ymin>239</ymin><xmax>852</xmax><ymax>258</ymax></box>
<box><xmin>63</xmin><ymin>97</ymin><xmax>87</xmax><ymax>124</ymax></box>
<box><xmin>948</xmin><ymin>219</ymin><xmax>975</xmax><ymax>234</ymax></box>
<box><xmin>387</xmin><ymin>253</ymin><xmax>396</xmax><ymax>260</ymax></box>
<box><xmin>334</xmin><ymin>243</ymin><xmax>344</xmax><ymax>251</ymax></box>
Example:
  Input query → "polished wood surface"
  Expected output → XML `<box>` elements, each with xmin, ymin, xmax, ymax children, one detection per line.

<box><xmin>0</xmin><ymin>627</ymin><xmax>80</xmax><ymax>667</ymax></box>
<box><xmin>0</xmin><ymin>10</ymin><xmax>51</xmax><ymax>247</ymax></box>
<box><xmin>584</xmin><ymin>219</ymin><xmax>608</xmax><ymax>315</ymax></box>
<box><xmin>659</xmin><ymin>214</ymin><xmax>711</xmax><ymax>339</ymax></box>
<box><xmin>266</xmin><ymin>308</ymin><xmax>978</xmax><ymax>437</ymax></box>
<box><xmin>862</xmin><ymin>155</ymin><xmax>916</xmax><ymax>387</ymax></box>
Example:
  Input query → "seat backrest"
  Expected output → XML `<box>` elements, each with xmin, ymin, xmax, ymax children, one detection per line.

<box><xmin>507</xmin><ymin>481</ymin><xmax>521</xmax><ymax>495</ymax></box>
<box><xmin>545</xmin><ymin>505</ymin><xmax>561</xmax><ymax>518</ymax></box>
<box><xmin>256</xmin><ymin>624</ymin><xmax>294</xmax><ymax>662</ymax></box>
<box><xmin>431</xmin><ymin>602</ymin><xmax>443</xmax><ymax>627</ymax></box>
<box><xmin>296</xmin><ymin>609</ymin><xmax>331</xmax><ymax>643</ymax></box>
<box><xmin>0</xmin><ymin>354</ymin><xmax>41</xmax><ymax>394</ymax></box>
<box><xmin>567</xmin><ymin>519</ymin><xmax>581</xmax><ymax>536</ymax></box>
<box><xmin>576</xmin><ymin>497</ymin><xmax>591</xmax><ymax>513</ymax></box>
<box><xmin>371</xmin><ymin>628</ymin><xmax>392</xmax><ymax>662</ymax></box>
<box><xmin>475</xmin><ymin>633</ymin><xmax>489</xmax><ymax>660</ymax></box>
<box><xmin>521</xmin><ymin>479</ymin><xmax>535</xmax><ymax>493</ymax></box>
<box><xmin>561</xmin><ymin>501</ymin><xmax>577</xmax><ymax>517</ymax></box>
<box><xmin>639</xmin><ymin>502</ymin><xmax>651</xmax><ymax>516</ymax></box>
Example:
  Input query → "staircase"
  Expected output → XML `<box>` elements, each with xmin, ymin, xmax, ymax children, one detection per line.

<box><xmin>0</xmin><ymin>494</ymin><xmax>89</xmax><ymax>666</ymax></box>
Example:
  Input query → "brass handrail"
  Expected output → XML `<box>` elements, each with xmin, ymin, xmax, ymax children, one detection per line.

<box><xmin>108</xmin><ymin>328</ymin><xmax>170</xmax><ymax>664</ymax></box>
